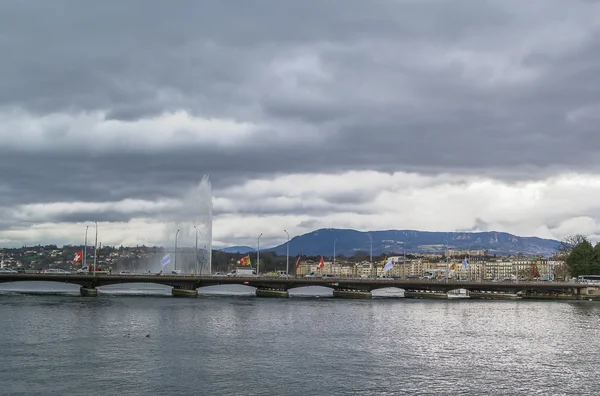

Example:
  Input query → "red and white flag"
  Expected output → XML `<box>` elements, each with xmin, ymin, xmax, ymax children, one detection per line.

<box><xmin>317</xmin><ymin>256</ymin><xmax>325</xmax><ymax>269</ymax></box>
<box><xmin>295</xmin><ymin>255</ymin><xmax>302</xmax><ymax>269</ymax></box>
<box><xmin>72</xmin><ymin>250</ymin><xmax>83</xmax><ymax>264</ymax></box>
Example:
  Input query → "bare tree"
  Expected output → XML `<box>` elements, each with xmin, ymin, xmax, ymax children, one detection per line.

<box><xmin>555</xmin><ymin>234</ymin><xmax>587</xmax><ymax>259</ymax></box>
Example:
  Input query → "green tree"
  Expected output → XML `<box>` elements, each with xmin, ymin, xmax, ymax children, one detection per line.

<box><xmin>566</xmin><ymin>240</ymin><xmax>595</xmax><ymax>276</ymax></box>
<box><xmin>592</xmin><ymin>243</ymin><xmax>600</xmax><ymax>274</ymax></box>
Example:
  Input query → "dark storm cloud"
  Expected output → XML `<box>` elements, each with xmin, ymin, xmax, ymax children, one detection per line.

<box><xmin>2</xmin><ymin>0</ymin><xmax>600</xmax><ymax>210</ymax></box>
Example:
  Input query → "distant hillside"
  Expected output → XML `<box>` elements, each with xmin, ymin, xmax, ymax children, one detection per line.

<box><xmin>262</xmin><ymin>228</ymin><xmax>560</xmax><ymax>257</ymax></box>
<box><xmin>219</xmin><ymin>245</ymin><xmax>256</xmax><ymax>254</ymax></box>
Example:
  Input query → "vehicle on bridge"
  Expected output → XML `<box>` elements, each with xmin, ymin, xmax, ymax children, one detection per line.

<box><xmin>227</xmin><ymin>269</ymin><xmax>257</xmax><ymax>277</ymax></box>
<box><xmin>577</xmin><ymin>275</ymin><xmax>600</xmax><ymax>284</ymax></box>
<box><xmin>0</xmin><ymin>268</ymin><xmax>17</xmax><ymax>273</ymax></box>
<box><xmin>42</xmin><ymin>269</ymin><xmax>71</xmax><ymax>274</ymax></box>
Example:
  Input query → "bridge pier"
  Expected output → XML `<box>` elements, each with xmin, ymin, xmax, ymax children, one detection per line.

<box><xmin>256</xmin><ymin>289</ymin><xmax>289</xmax><ymax>298</ymax></box>
<box><xmin>333</xmin><ymin>290</ymin><xmax>372</xmax><ymax>299</ymax></box>
<box><xmin>172</xmin><ymin>288</ymin><xmax>198</xmax><ymax>298</ymax></box>
<box><xmin>80</xmin><ymin>287</ymin><xmax>98</xmax><ymax>297</ymax></box>
<box><xmin>404</xmin><ymin>291</ymin><xmax>447</xmax><ymax>299</ymax></box>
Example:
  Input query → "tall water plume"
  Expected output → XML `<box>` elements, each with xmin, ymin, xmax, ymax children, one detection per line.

<box><xmin>148</xmin><ymin>176</ymin><xmax>213</xmax><ymax>274</ymax></box>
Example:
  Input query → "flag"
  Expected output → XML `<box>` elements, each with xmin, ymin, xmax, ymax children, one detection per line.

<box><xmin>72</xmin><ymin>250</ymin><xmax>83</xmax><ymax>264</ymax></box>
<box><xmin>240</xmin><ymin>255</ymin><xmax>251</xmax><ymax>267</ymax></box>
<box><xmin>317</xmin><ymin>256</ymin><xmax>325</xmax><ymax>269</ymax></box>
<box><xmin>462</xmin><ymin>256</ymin><xmax>468</xmax><ymax>269</ymax></box>
<box><xmin>383</xmin><ymin>258</ymin><xmax>394</xmax><ymax>272</ymax></box>
<box><xmin>161</xmin><ymin>254</ymin><xmax>171</xmax><ymax>267</ymax></box>
<box><xmin>295</xmin><ymin>255</ymin><xmax>302</xmax><ymax>269</ymax></box>
<box><xmin>531</xmin><ymin>262</ymin><xmax>537</xmax><ymax>277</ymax></box>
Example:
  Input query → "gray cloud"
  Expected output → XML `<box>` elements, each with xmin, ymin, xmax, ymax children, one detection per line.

<box><xmin>2</xmin><ymin>0</ymin><xmax>600</xmax><ymax>244</ymax></box>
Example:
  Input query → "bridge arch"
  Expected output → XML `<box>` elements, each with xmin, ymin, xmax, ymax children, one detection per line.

<box><xmin>371</xmin><ymin>287</ymin><xmax>406</xmax><ymax>297</ymax></box>
<box><xmin>197</xmin><ymin>284</ymin><xmax>256</xmax><ymax>296</ymax></box>
<box><xmin>288</xmin><ymin>285</ymin><xmax>335</xmax><ymax>297</ymax></box>
<box><xmin>0</xmin><ymin>280</ymin><xmax>82</xmax><ymax>294</ymax></box>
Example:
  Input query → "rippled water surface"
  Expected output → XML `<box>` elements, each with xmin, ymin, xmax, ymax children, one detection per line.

<box><xmin>1</xmin><ymin>283</ymin><xmax>600</xmax><ymax>395</ymax></box>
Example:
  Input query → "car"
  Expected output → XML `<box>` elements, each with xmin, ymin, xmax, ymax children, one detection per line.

<box><xmin>42</xmin><ymin>269</ymin><xmax>71</xmax><ymax>274</ymax></box>
<box><xmin>119</xmin><ymin>270</ymin><xmax>132</xmax><ymax>275</ymax></box>
<box><xmin>212</xmin><ymin>272</ymin><xmax>227</xmax><ymax>277</ymax></box>
<box><xmin>304</xmin><ymin>272</ymin><xmax>317</xmax><ymax>278</ymax></box>
<box><xmin>76</xmin><ymin>268</ymin><xmax>89</xmax><ymax>274</ymax></box>
<box><xmin>0</xmin><ymin>268</ymin><xmax>17</xmax><ymax>273</ymax></box>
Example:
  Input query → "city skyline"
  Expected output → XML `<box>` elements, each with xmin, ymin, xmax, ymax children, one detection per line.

<box><xmin>3</xmin><ymin>1</ymin><xmax>600</xmax><ymax>248</ymax></box>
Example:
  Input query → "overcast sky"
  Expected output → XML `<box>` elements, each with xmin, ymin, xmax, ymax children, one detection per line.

<box><xmin>2</xmin><ymin>0</ymin><xmax>600</xmax><ymax>249</ymax></box>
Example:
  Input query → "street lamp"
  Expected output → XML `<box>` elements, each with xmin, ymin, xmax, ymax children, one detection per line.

<box><xmin>444</xmin><ymin>238</ymin><xmax>449</xmax><ymax>283</ymax></box>
<box><xmin>93</xmin><ymin>222</ymin><xmax>98</xmax><ymax>275</ymax></box>
<box><xmin>193</xmin><ymin>225</ymin><xmax>198</xmax><ymax>276</ymax></box>
<box><xmin>284</xmin><ymin>230</ymin><xmax>290</xmax><ymax>277</ymax></box>
<box><xmin>398</xmin><ymin>241</ymin><xmax>406</xmax><ymax>279</ymax></box>
<box><xmin>515</xmin><ymin>252</ymin><xmax>519</xmax><ymax>284</ymax></box>
<box><xmin>333</xmin><ymin>237</ymin><xmax>338</xmax><ymax>276</ymax></box>
<box><xmin>467</xmin><ymin>241</ymin><xmax>477</xmax><ymax>281</ymax></box>
<box><xmin>367</xmin><ymin>234</ymin><xmax>373</xmax><ymax>278</ymax></box>
<box><xmin>83</xmin><ymin>225</ymin><xmax>89</xmax><ymax>271</ymax></box>
<box><xmin>257</xmin><ymin>233</ymin><xmax>263</xmax><ymax>275</ymax></box>
<box><xmin>174</xmin><ymin>229</ymin><xmax>180</xmax><ymax>271</ymax></box>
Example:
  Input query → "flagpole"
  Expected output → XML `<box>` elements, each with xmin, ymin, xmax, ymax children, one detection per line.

<box><xmin>257</xmin><ymin>233</ymin><xmax>263</xmax><ymax>275</ymax></box>
<box><xmin>194</xmin><ymin>225</ymin><xmax>198</xmax><ymax>276</ymax></box>
<box><xmin>368</xmin><ymin>234</ymin><xmax>373</xmax><ymax>279</ymax></box>
<box><xmin>93</xmin><ymin>222</ymin><xmax>98</xmax><ymax>275</ymax></box>
<box><xmin>333</xmin><ymin>237</ymin><xmax>338</xmax><ymax>276</ymax></box>
<box><xmin>83</xmin><ymin>226</ymin><xmax>88</xmax><ymax>272</ymax></box>
<box><xmin>174</xmin><ymin>229</ymin><xmax>180</xmax><ymax>271</ymax></box>
<box><xmin>284</xmin><ymin>230</ymin><xmax>289</xmax><ymax>277</ymax></box>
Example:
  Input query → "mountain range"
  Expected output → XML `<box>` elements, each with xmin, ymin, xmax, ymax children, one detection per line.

<box><xmin>219</xmin><ymin>229</ymin><xmax>561</xmax><ymax>257</ymax></box>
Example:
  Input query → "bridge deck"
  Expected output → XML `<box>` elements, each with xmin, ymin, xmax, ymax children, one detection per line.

<box><xmin>0</xmin><ymin>273</ymin><xmax>589</xmax><ymax>294</ymax></box>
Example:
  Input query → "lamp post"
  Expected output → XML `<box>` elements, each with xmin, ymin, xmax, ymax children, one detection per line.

<box><xmin>398</xmin><ymin>241</ymin><xmax>406</xmax><ymax>279</ymax></box>
<box><xmin>257</xmin><ymin>233</ymin><xmax>263</xmax><ymax>275</ymax></box>
<box><xmin>174</xmin><ymin>229</ymin><xmax>180</xmax><ymax>271</ymax></box>
<box><xmin>93</xmin><ymin>222</ymin><xmax>98</xmax><ymax>275</ymax></box>
<box><xmin>515</xmin><ymin>252</ymin><xmax>519</xmax><ymax>284</ymax></box>
<box><xmin>193</xmin><ymin>225</ymin><xmax>198</xmax><ymax>276</ymax></box>
<box><xmin>444</xmin><ymin>238</ymin><xmax>449</xmax><ymax>282</ymax></box>
<box><xmin>284</xmin><ymin>230</ymin><xmax>290</xmax><ymax>277</ymax></box>
<box><xmin>367</xmin><ymin>234</ymin><xmax>373</xmax><ymax>278</ymax></box>
<box><xmin>83</xmin><ymin>225</ymin><xmax>89</xmax><ymax>271</ymax></box>
<box><xmin>333</xmin><ymin>237</ymin><xmax>338</xmax><ymax>276</ymax></box>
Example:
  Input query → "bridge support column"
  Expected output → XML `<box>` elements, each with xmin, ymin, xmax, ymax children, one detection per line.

<box><xmin>404</xmin><ymin>291</ymin><xmax>447</xmax><ymax>299</ymax></box>
<box><xmin>80</xmin><ymin>287</ymin><xmax>98</xmax><ymax>297</ymax></box>
<box><xmin>256</xmin><ymin>289</ymin><xmax>289</xmax><ymax>298</ymax></box>
<box><xmin>333</xmin><ymin>290</ymin><xmax>372</xmax><ymax>299</ymax></box>
<box><xmin>172</xmin><ymin>288</ymin><xmax>198</xmax><ymax>298</ymax></box>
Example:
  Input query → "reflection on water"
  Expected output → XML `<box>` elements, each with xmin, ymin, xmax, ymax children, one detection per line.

<box><xmin>1</xmin><ymin>292</ymin><xmax>600</xmax><ymax>395</ymax></box>
<box><xmin>2</xmin><ymin>286</ymin><xmax>600</xmax><ymax>395</ymax></box>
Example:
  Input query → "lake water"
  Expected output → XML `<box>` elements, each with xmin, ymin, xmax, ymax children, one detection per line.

<box><xmin>1</xmin><ymin>282</ymin><xmax>599</xmax><ymax>395</ymax></box>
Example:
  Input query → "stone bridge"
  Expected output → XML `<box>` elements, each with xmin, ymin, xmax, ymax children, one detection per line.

<box><xmin>0</xmin><ymin>273</ymin><xmax>597</xmax><ymax>300</ymax></box>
